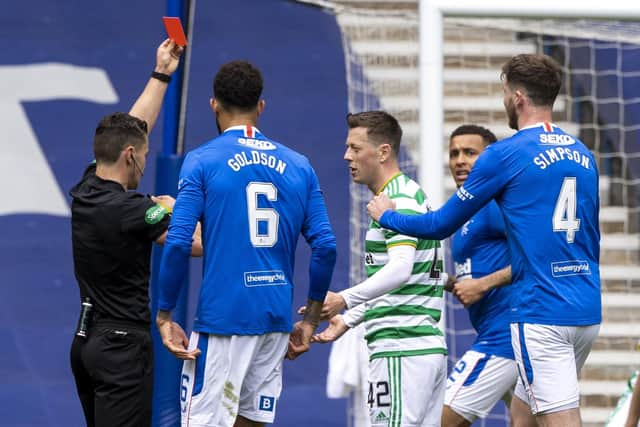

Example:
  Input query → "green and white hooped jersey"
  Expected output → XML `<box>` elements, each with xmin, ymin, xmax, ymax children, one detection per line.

<box><xmin>364</xmin><ymin>172</ymin><xmax>447</xmax><ymax>360</ymax></box>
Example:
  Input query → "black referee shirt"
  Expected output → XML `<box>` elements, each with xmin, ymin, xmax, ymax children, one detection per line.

<box><xmin>70</xmin><ymin>163</ymin><xmax>171</xmax><ymax>326</ymax></box>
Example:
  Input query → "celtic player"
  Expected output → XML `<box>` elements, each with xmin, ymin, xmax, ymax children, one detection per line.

<box><xmin>314</xmin><ymin>111</ymin><xmax>447</xmax><ymax>427</ymax></box>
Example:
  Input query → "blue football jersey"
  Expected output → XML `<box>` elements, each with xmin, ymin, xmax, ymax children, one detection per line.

<box><xmin>452</xmin><ymin>201</ymin><xmax>513</xmax><ymax>359</ymax></box>
<box><xmin>158</xmin><ymin>126</ymin><xmax>336</xmax><ymax>335</ymax></box>
<box><xmin>380</xmin><ymin>123</ymin><xmax>601</xmax><ymax>326</ymax></box>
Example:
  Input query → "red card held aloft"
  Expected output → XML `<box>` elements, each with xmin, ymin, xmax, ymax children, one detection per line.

<box><xmin>163</xmin><ymin>17</ymin><xmax>187</xmax><ymax>47</ymax></box>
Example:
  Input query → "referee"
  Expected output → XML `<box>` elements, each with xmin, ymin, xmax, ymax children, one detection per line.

<box><xmin>69</xmin><ymin>39</ymin><xmax>201</xmax><ymax>427</ymax></box>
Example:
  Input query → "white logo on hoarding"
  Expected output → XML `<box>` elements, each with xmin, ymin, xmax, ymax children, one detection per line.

<box><xmin>1</xmin><ymin>63</ymin><xmax>118</xmax><ymax>216</ymax></box>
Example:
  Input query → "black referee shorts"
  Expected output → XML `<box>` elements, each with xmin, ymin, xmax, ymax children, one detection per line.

<box><xmin>70</xmin><ymin>323</ymin><xmax>153</xmax><ymax>427</ymax></box>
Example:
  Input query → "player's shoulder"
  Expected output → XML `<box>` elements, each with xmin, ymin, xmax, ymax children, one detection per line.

<box><xmin>475</xmin><ymin>134</ymin><xmax>514</xmax><ymax>164</ymax></box>
<box><xmin>221</xmin><ymin>130</ymin><xmax>313</xmax><ymax>166</ymax></box>
<box><xmin>482</xmin><ymin>125</ymin><xmax>547</xmax><ymax>158</ymax></box>
<box><xmin>523</xmin><ymin>123</ymin><xmax>595</xmax><ymax>158</ymax></box>
<box><xmin>385</xmin><ymin>173</ymin><xmax>428</xmax><ymax>209</ymax></box>
<box><xmin>97</xmin><ymin>191</ymin><xmax>154</xmax><ymax>224</ymax></box>
<box><xmin>267</xmin><ymin>137</ymin><xmax>312</xmax><ymax>166</ymax></box>
<box><xmin>512</xmin><ymin>123</ymin><xmax>586</xmax><ymax>146</ymax></box>
<box><xmin>489</xmin><ymin>132</ymin><xmax>520</xmax><ymax>152</ymax></box>
<box><xmin>119</xmin><ymin>190</ymin><xmax>153</xmax><ymax>207</ymax></box>
<box><xmin>186</xmin><ymin>136</ymin><xmax>220</xmax><ymax>160</ymax></box>
<box><xmin>183</xmin><ymin>133</ymin><xmax>240</xmax><ymax>167</ymax></box>
<box><xmin>265</xmin><ymin>138</ymin><xmax>320</xmax><ymax>185</ymax></box>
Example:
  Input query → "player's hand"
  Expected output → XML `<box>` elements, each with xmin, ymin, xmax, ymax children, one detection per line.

<box><xmin>156</xmin><ymin>311</ymin><xmax>200</xmax><ymax>360</ymax></box>
<box><xmin>286</xmin><ymin>320</ymin><xmax>316</xmax><ymax>360</ymax></box>
<box><xmin>367</xmin><ymin>193</ymin><xmax>395</xmax><ymax>222</ymax></box>
<box><xmin>151</xmin><ymin>195</ymin><xmax>176</xmax><ymax>212</ymax></box>
<box><xmin>453</xmin><ymin>278</ymin><xmax>487</xmax><ymax>307</ymax></box>
<box><xmin>312</xmin><ymin>315</ymin><xmax>349</xmax><ymax>343</ymax></box>
<box><xmin>321</xmin><ymin>291</ymin><xmax>347</xmax><ymax>320</ymax></box>
<box><xmin>444</xmin><ymin>274</ymin><xmax>456</xmax><ymax>292</ymax></box>
<box><xmin>155</xmin><ymin>38</ymin><xmax>184</xmax><ymax>75</ymax></box>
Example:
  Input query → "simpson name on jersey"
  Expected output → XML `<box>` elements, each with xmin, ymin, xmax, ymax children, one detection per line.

<box><xmin>379</xmin><ymin>122</ymin><xmax>601</xmax><ymax>327</ymax></box>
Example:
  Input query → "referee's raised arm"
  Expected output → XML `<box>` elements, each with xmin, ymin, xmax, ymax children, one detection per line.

<box><xmin>129</xmin><ymin>38</ymin><xmax>183</xmax><ymax>129</ymax></box>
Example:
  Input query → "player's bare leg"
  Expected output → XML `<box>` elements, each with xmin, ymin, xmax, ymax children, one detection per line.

<box><xmin>234</xmin><ymin>415</ymin><xmax>264</xmax><ymax>427</ymax></box>
<box><xmin>441</xmin><ymin>405</ymin><xmax>471</xmax><ymax>427</ymax></box>
<box><xmin>536</xmin><ymin>408</ymin><xmax>581</xmax><ymax>427</ymax></box>
<box><xmin>510</xmin><ymin>396</ymin><xmax>537</xmax><ymax>427</ymax></box>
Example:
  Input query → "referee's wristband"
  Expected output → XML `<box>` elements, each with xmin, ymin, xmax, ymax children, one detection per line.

<box><xmin>151</xmin><ymin>71</ymin><xmax>171</xmax><ymax>83</ymax></box>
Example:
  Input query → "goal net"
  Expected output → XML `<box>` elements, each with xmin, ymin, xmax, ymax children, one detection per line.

<box><xmin>300</xmin><ymin>1</ymin><xmax>640</xmax><ymax>425</ymax></box>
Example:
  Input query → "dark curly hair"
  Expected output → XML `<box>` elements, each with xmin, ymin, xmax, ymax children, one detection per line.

<box><xmin>213</xmin><ymin>60</ymin><xmax>263</xmax><ymax>112</ymax></box>
<box><xmin>93</xmin><ymin>112</ymin><xmax>148</xmax><ymax>164</ymax></box>
<box><xmin>450</xmin><ymin>124</ymin><xmax>497</xmax><ymax>145</ymax></box>
<box><xmin>501</xmin><ymin>54</ymin><xmax>563</xmax><ymax>107</ymax></box>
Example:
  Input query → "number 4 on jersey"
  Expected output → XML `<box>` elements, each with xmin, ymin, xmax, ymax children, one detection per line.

<box><xmin>552</xmin><ymin>177</ymin><xmax>581</xmax><ymax>243</ymax></box>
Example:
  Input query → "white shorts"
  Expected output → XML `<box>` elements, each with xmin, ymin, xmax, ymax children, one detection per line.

<box><xmin>511</xmin><ymin>323</ymin><xmax>600</xmax><ymax>415</ymax></box>
<box><xmin>368</xmin><ymin>353</ymin><xmax>447</xmax><ymax>427</ymax></box>
<box><xmin>180</xmin><ymin>331</ymin><xmax>289</xmax><ymax>427</ymax></box>
<box><xmin>444</xmin><ymin>350</ymin><xmax>517</xmax><ymax>422</ymax></box>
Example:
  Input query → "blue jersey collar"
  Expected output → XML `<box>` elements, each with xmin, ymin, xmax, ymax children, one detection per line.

<box><xmin>222</xmin><ymin>125</ymin><xmax>263</xmax><ymax>138</ymax></box>
<box><xmin>520</xmin><ymin>121</ymin><xmax>557</xmax><ymax>132</ymax></box>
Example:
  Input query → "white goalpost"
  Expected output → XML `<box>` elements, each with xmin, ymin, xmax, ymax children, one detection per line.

<box><xmin>420</xmin><ymin>0</ymin><xmax>640</xmax><ymax>208</ymax></box>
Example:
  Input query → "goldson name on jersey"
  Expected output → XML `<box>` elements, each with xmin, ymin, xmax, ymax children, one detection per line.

<box><xmin>227</xmin><ymin>150</ymin><xmax>288</xmax><ymax>174</ymax></box>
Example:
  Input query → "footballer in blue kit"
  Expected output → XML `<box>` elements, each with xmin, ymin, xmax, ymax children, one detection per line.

<box><xmin>445</xmin><ymin>200</ymin><xmax>518</xmax><ymax>425</ymax></box>
<box><xmin>159</xmin><ymin>125</ymin><xmax>333</xmax><ymax>335</ymax></box>
<box><xmin>442</xmin><ymin>125</ymin><xmax>534</xmax><ymax>427</ymax></box>
<box><xmin>369</xmin><ymin>55</ymin><xmax>601</xmax><ymax>426</ymax></box>
<box><xmin>451</xmin><ymin>201</ymin><xmax>512</xmax><ymax>358</ymax></box>
<box><xmin>155</xmin><ymin>61</ymin><xmax>336</xmax><ymax>427</ymax></box>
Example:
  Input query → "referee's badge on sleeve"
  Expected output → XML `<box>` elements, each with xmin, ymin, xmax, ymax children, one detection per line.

<box><xmin>145</xmin><ymin>205</ymin><xmax>168</xmax><ymax>224</ymax></box>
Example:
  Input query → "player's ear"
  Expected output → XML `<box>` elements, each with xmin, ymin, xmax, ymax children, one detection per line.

<box><xmin>379</xmin><ymin>143</ymin><xmax>391</xmax><ymax>162</ymax></box>
<box><xmin>124</xmin><ymin>145</ymin><xmax>134</xmax><ymax>163</ymax></box>
<box><xmin>257</xmin><ymin>99</ymin><xmax>266</xmax><ymax>116</ymax></box>
<box><xmin>210</xmin><ymin>98</ymin><xmax>217</xmax><ymax>113</ymax></box>
<box><xmin>514</xmin><ymin>89</ymin><xmax>526</xmax><ymax>107</ymax></box>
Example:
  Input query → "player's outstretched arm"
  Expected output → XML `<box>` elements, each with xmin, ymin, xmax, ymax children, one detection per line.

<box><xmin>155</xmin><ymin>310</ymin><xmax>200</xmax><ymax>360</ymax></box>
<box><xmin>337</xmin><ymin>243</ymin><xmax>415</xmax><ymax>311</ymax></box>
<box><xmin>368</xmin><ymin>193</ymin><xmax>460</xmax><ymax>240</ymax></box>
<box><xmin>369</xmin><ymin>149</ymin><xmax>507</xmax><ymax>240</ymax></box>
<box><xmin>453</xmin><ymin>266</ymin><xmax>511</xmax><ymax>307</ymax></box>
<box><xmin>129</xmin><ymin>39</ymin><xmax>184</xmax><ymax>130</ymax></box>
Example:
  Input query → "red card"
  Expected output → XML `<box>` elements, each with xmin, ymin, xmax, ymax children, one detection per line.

<box><xmin>163</xmin><ymin>17</ymin><xmax>187</xmax><ymax>47</ymax></box>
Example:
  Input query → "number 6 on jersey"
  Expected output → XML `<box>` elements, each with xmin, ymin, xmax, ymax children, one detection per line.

<box><xmin>246</xmin><ymin>182</ymin><xmax>279</xmax><ymax>247</ymax></box>
<box><xmin>552</xmin><ymin>177</ymin><xmax>580</xmax><ymax>243</ymax></box>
